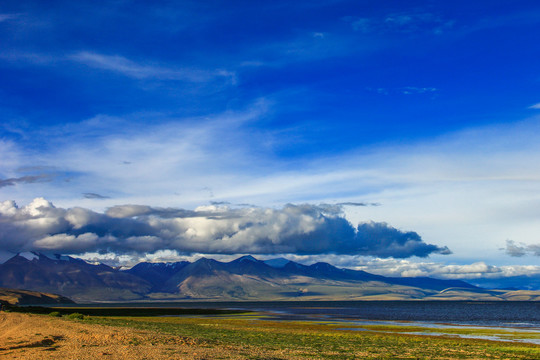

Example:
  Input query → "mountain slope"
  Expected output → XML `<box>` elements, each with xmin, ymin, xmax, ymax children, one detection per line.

<box><xmin>0</xmin><ymin>253</ymin><xmax>533</xmax><ymax>301</ymax></box>
<box><xmin>159</xmin><ymin>256</ymin><xmax>295</xmax><ymax>298</ymax></box>
<box><xmin>270</xmin><ymin>259</ymin><xmax>476</xmax><ymax>292</ymax></box>
<box><xmin>125</xmin><ymin>261</ymin><xmax>190</xmax><ymax>291</ymax></box>
<box><xmin>155</xmin><ymin>256</ymin><xmax>483</xmax><ymax>300</ymax></box>
<box><xmin>0</xmin><ymin>287</ymin><xmax>75</xmax><ymax>306</ymax></box>
<box><xmin>0</xmin><ymin>252</ymin><xmax>151</xmax><ymax>301</ymax></box>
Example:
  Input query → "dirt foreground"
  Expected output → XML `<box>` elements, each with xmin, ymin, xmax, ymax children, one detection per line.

<box><xmin>0</xmin><ymin>312</ymin><xmax>293</xmax><ymax>359</ymax></box>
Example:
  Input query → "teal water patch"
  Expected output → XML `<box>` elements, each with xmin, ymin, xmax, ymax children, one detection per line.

<box><xmin>336</xmin><ymin>320</ymin><xmax>540</xmax><ymax>345</ymax></box>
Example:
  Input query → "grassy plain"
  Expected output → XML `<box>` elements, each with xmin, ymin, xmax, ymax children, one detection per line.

<box><xmin>2</xmin><ymin>307</ymin><xmax>540</xmax><ymax>359</ymax></box>
<box><xmin>84</xmin><ymin>312</ymin><xmax>540</xmax><ymax>359</ymax></box>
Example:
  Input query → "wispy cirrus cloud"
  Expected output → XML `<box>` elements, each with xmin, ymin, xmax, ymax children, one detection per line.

<box><xmin>0</xmin><ymin>50</ymin><xmax>236</xmax><ymax>85</ymax></box>
<box><xmin>0</xmin><ymin>13</ymin><xmax>18</xmax><ymax>22</ymax></box>
<box><xmin>529</xmin><ymin>103</ymin><xmax>540</xmax><ymax>109</ymax></box>
<box><xmin>366</xmin><ymin>86</ymin><xmax>438</xmax><ymax>96</ymax></box>
<box><xmin>345</xmin><ymin>11</ymin><xmax>454</xmax><ymax>35</ymax></box>
<box><xmin>69</xmin><ymin>51</ymin><xmax>236</xmax><ymax>83</ymax></box>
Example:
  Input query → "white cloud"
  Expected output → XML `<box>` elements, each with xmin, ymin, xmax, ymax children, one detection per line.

<box><xmin>0</xmin><ymin>140</ymin><xmax>23</xmax><ymax>174</ymax></box>
<box><xmin>270</xmin><ymin>254</ymin><xmax>540</xmax><ymax>280</ymax></box>
<box><xmin>346</xmin><ymin>11</ymin><xmax>454</xmax><ymax>35</ymax></box>
<box><xmin>0</xmin><ymin>50</ymin><xmax>236</xmax><ymax>85</ymax></box>
<box><xmin>34</xmin><ymin>232</ymin><xmax>100</xmax><ymax>251</ymax></box>
<box><xmin>0</xmin><ymin>199</ymin><xmax>447</xmax><ymax>258</ymax></box>
<box><xmin>69</xmin><ymin>51</ymin><xmax>236</xmax><ymax>83</ymax></box>
<box><xmin>529</xmin><ymin>103</ymin><xmax>540</xmax><ymax>109</ymax></box>
<box><xmin>3</xmin><ymin>103</ymin><xmax>540</xmax><ymax>265</ymax></box>
<box><xmin>366</xmin><ymin>86</ymin><xmax>438</xmax><ymax>95</ymax></box>
<box><xmin>0</xmin><ymin>14</ymin><xmax>17</xmax><ymax>22</ymax></box>
<box><xmin>401</xmin><ymin>86</ymin><xmax>437</xmax><ymax>94</ymax></box>
<box><xmin>353</xmin><ymin>258</ymin><xmax>540</xmax><ymax>280</ymax></box>
<box><xmin>70</xmin><ymin>251</ymin><xmax>540</xmax><ymax>281</ymax></box>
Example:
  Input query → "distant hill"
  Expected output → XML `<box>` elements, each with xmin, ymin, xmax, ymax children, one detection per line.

<box><xmin>1</xmin><ymin>252</ymin><xmax>539</xmax><ymax>301</ymax></box>
<box><xmin>469</xmin><ymin>275</ymin><xmax>540</xmax><ymax>291</ymax></box>
<box><xmin>0</xmin><ymin>287</ymin><xmax>74</xmax><ymax>306</ymax></box>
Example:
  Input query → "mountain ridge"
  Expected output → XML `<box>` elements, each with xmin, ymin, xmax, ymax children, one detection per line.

<box><xmin>1</xmin><ymin>252</ymin><xmax>539</xmax><ymax>302</ymax></box>
<box><xmin>0</xmin><ymin>252</ymin><xmax>151</xmax><ymax>301</ymax></box>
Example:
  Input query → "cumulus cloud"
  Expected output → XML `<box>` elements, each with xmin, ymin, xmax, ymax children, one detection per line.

<box><xmin>354</xmin><ymin>258</ymin><xmax>504</xmax><ymax>279</ymax></box>
<box><xmin>34</xmin><ymin>232</ymin><xmax>100</xmax><ymax>251</ymax></box>
<box><xmin>351</xmin><ymin>257</ymin><xmax>540</xmax><ymax>280</ymax></box>
<box><xmin>0</xmin><ymin>198</ymin><xmax>449</xmax><ymax>258</ymax></box>
<box><xmin>505</xmin><ymin>240</ymin><xmax>540</xmax><ymax>257</ymax></box>
<box><xmin>263</xmin><ymin>254</ymin><xmax>540</xmax><ymax>280</ymax></box>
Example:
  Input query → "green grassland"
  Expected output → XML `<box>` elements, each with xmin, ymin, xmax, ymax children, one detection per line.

<box><xmin>73</xmin><ymin>313</ymin><xmax>540</xmax><ymax>359</ymax></box>
<box><xmin>9</xmin><ymin>303</ymin><xmax>540</xmax><ymax>358</ymax></box>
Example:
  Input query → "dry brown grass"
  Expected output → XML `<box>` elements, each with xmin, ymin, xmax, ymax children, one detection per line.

<box><xmin>0</xmin><ymin>312</ymin><xmax>302</xmax><ymax>359</ymax></box>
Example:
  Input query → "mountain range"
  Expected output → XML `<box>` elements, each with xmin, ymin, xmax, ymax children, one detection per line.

<box><xmin>1</xmin><ymin>252</ymin><xmax>539</xmax><ymax>302</ymax></box>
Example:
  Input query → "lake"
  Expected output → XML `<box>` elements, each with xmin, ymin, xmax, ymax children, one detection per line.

<box><xmin>69</xmin><ymin>300</ymin><xmax>540</xmax><ymax>328</ymax></box>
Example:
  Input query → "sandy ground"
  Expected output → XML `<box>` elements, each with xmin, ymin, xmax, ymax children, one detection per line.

<box><xmin>0</xmin><ymin>312</ymin><xmax>295</xmax><ymax>359</ymax></box>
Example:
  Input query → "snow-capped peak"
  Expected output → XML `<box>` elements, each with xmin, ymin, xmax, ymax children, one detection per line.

<box><xmin>17</xmin><ymin>252</ymin><xmax>73</xmax><ymax>262</ymax></box>
<box><xmin>19</xmin><ymin>252</ymin><xmax>39</xmax><ymax>261</ymax></box>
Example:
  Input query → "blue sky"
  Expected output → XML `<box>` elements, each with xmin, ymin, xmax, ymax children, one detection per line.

<box><xmin>1</xmin><ymin>1</ymin><xmax>540</xmax><ymax>281</ymax></box>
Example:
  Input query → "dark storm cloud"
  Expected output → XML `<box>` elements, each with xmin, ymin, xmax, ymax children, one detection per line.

<box><xmin>337</xmin><ymin>202</ymin><xmax>381</xmax><ymax>207</ymax></box>
<box><xmin>83</xmin><ymin>192</ymin><xmax>110</xmax><ymax>199</ymax></box>
<box><xmin>354</xmin><ymin>222</ymin><xmax>452</xmax><ymax>258</ymax></box>
<box><xmin>505</xmin><ymin>240</ymin><xmax>540</xmax><ymax>257</ymax></box>
<box><xmin>0</xmin><ymin>174</ymin><xmax>53</xmax><ymax>188</ymax></box>
<box><xmin>0</xmin><ymin>198</ymin><xmax>450</xmax><ymax>258</ymax></box>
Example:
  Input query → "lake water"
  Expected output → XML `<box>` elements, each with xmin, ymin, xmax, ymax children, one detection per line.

<box><xmin>72</xmin><ymin>300</ymin><xmax>540</xmax><ymax>328</ymax></box>
<box><xmin>60</xmin><ymin>300</ymin><xmax>540</xmax><ymax>344</ymax></box>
